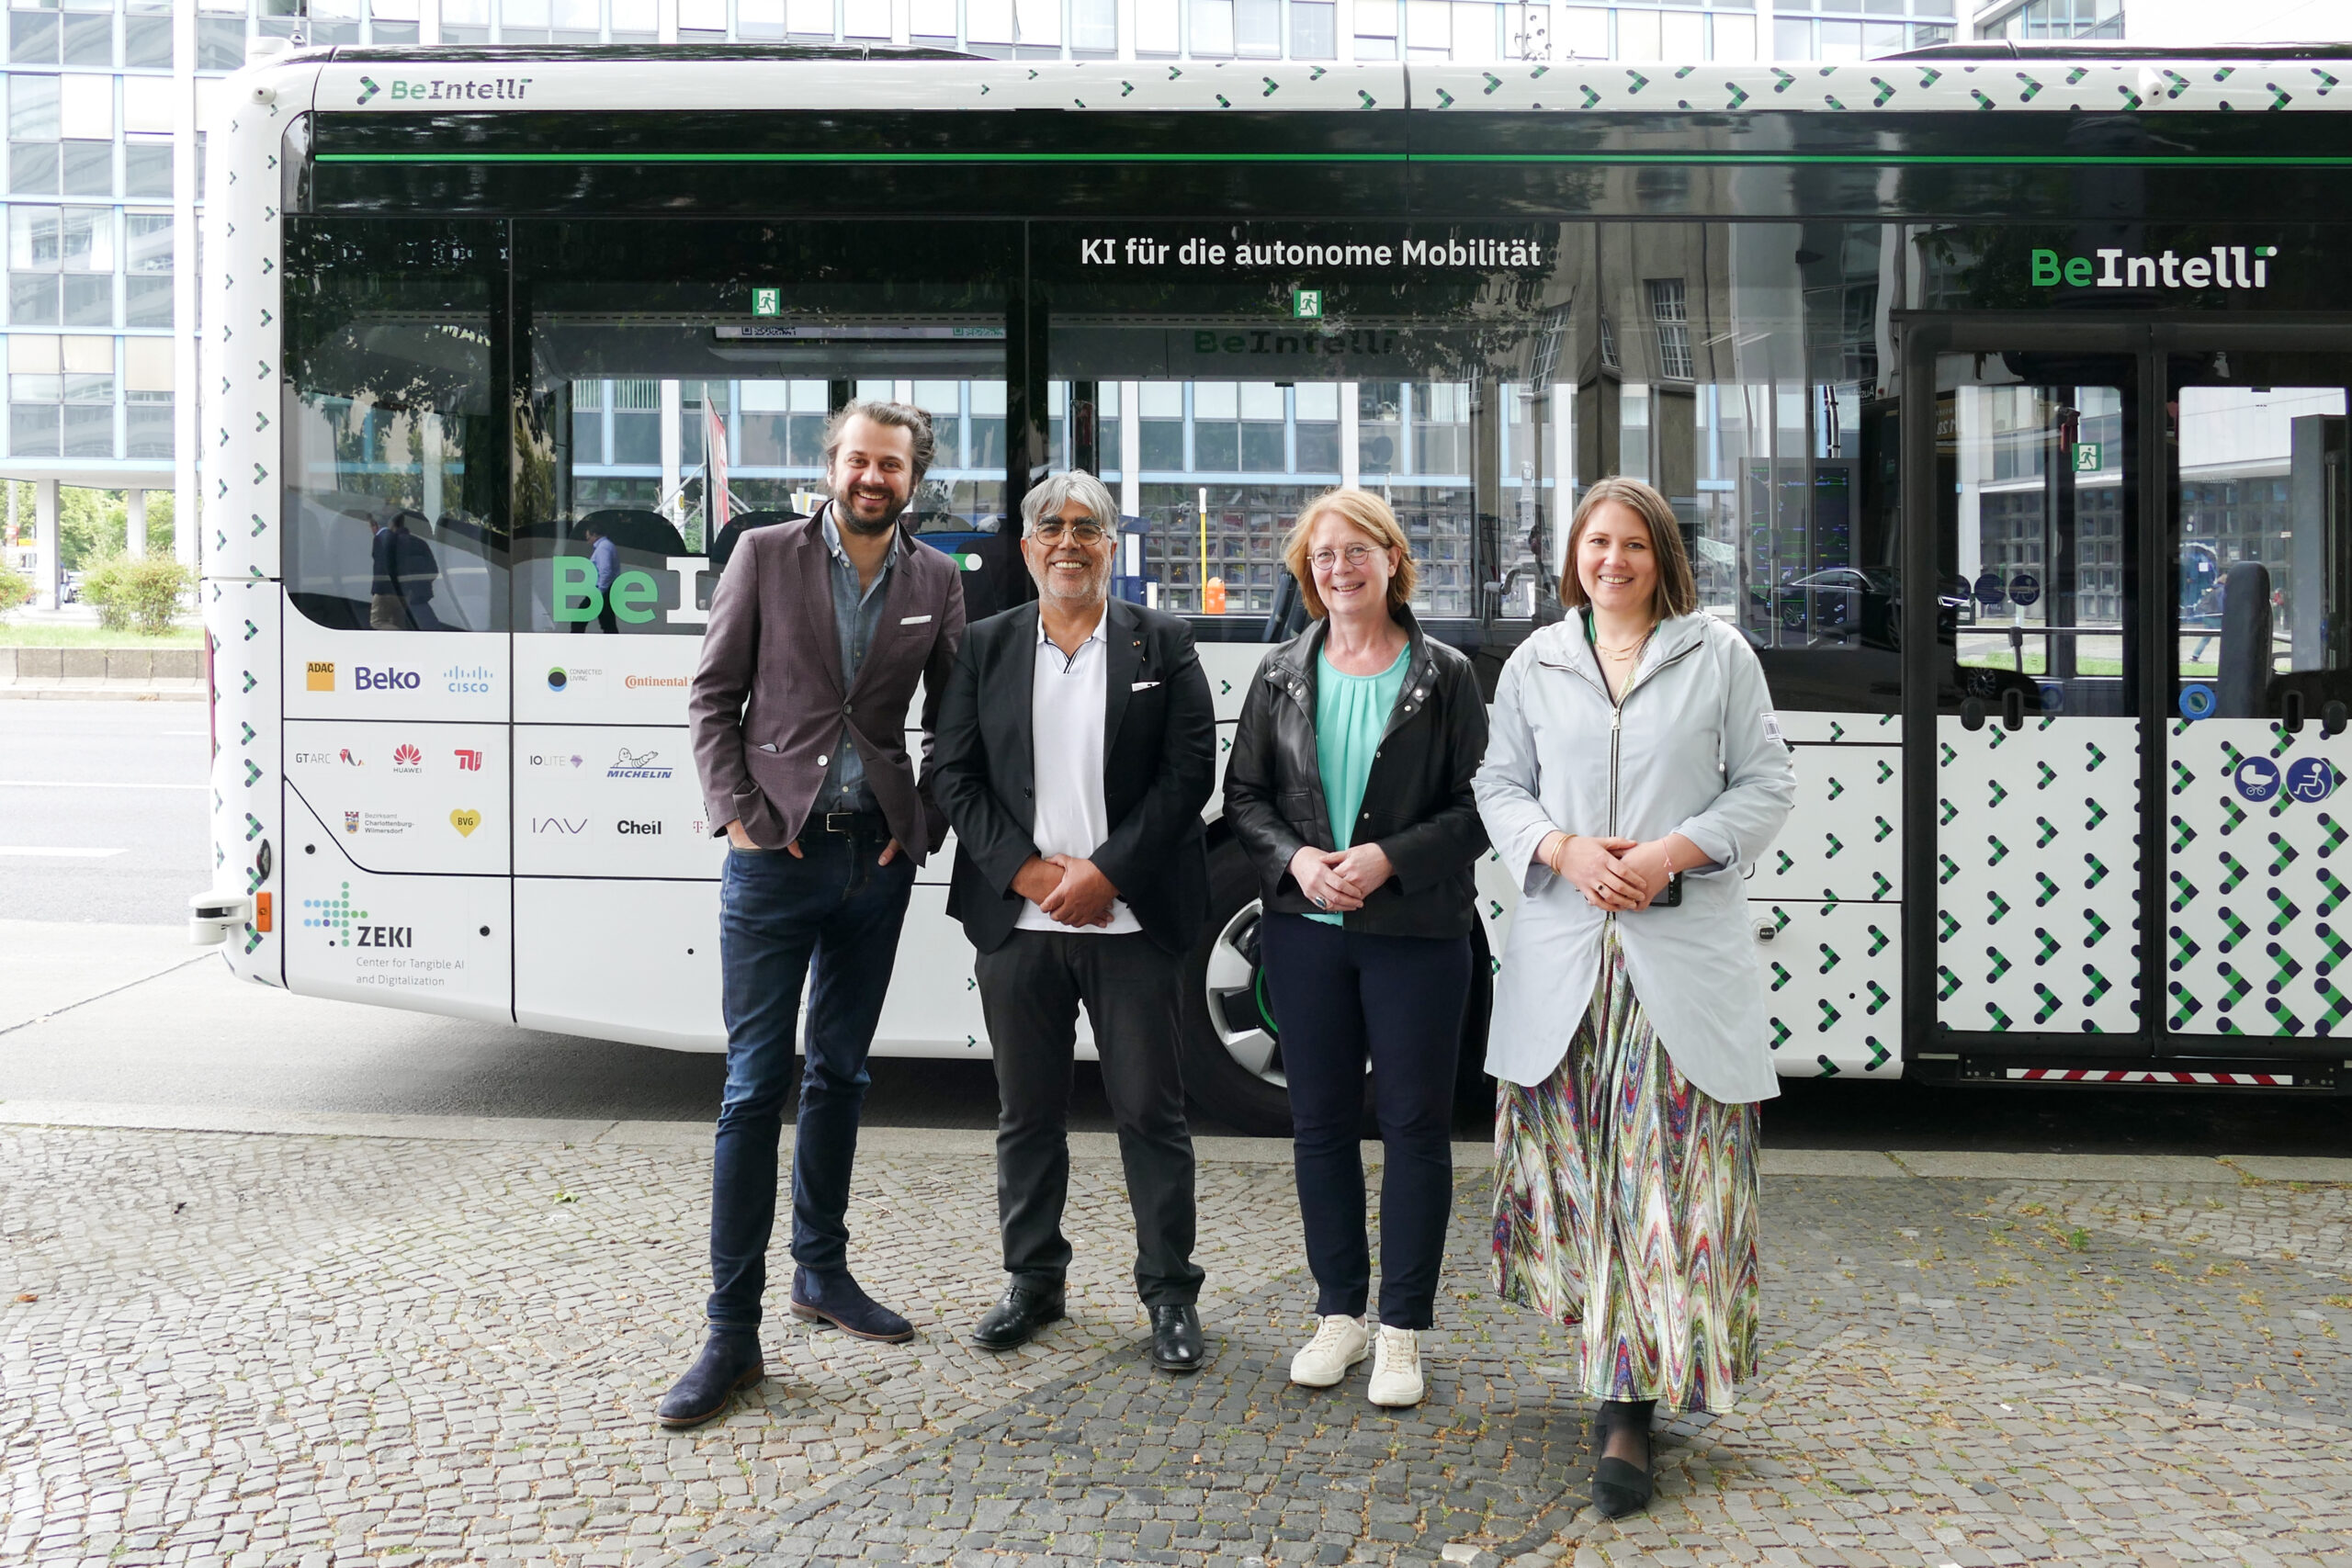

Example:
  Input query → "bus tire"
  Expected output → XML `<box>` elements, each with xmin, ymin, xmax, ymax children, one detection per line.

<box><xmin>1178</xmin><ymin>838</ymin><xmax>1497</xmax><ymax>1140</ymax></box>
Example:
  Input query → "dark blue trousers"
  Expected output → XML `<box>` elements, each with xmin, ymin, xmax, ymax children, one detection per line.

<box><xmin>1260</xmin><ymin>911</ymin><xmax>1470</xmax><ymax>1331</ymax></box>
<box><xmin>707</xmin><ymin>831</ymin><xmax>914</xmax><ymax>1331</ymax></box>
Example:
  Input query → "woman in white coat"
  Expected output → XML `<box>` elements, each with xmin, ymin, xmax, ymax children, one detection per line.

<box><xmin>1474</xmin><ymin>476</ymin><xmax>1795</xmax><ymax>1519</ymax></box>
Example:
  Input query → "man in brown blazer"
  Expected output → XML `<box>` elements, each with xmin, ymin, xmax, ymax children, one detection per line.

<box><xmin>662</xmin><ymin>400</ymin><xmax>966</xmax><ymax>1429</ymax></box>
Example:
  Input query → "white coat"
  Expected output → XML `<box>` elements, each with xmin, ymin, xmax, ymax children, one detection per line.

<box><xmin>1474</xmin><ymin>612</ymin><xmax>1797</xmax><ymax>1104</ymax></box>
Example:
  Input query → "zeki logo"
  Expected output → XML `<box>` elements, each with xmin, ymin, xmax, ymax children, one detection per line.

<box><xmin>2032</xmin><ymin>245</ymin><xmax>2276</xmax><ymax>291</ymax></box>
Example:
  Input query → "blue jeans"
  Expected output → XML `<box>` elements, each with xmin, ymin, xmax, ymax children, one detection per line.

<box><xmin>707</xmin><ymin>830</ymin><xmax>915</xmax><ymax>1331</ymax></box>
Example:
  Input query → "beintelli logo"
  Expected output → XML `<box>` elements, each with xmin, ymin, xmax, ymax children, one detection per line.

<box><xmin>2032</xmin><ymin>245</ymin><xmax>2276</xmax><ymax>290</ymax></box>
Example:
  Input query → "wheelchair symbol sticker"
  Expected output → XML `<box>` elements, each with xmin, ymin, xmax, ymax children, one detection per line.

<box><xmin>2234</xmin><ymin>756</ymin><xmax>2282</xmax><ymax>803</ymax></box>
<box><xmin>2287</xmin><ymin>757</ymin><xmax>2338</xmax><ymax>803</ymax></box>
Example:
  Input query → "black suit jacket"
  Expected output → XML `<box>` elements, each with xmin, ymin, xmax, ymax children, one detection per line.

<box><xmin>933</xmin><ymin>598</ymin><xmax>1215</xmax><ymax>956</ymax></box>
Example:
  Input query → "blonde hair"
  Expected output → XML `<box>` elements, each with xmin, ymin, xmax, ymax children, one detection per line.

<box><xmin>1558</xmin><ymin>476</ymin><xmax>1698</xmax><ymax>621</ymax></box>
<box><xmin>1282</xmin><ymin>487</ymin><xmax>1418</xmax><ymax>621</ymax></box>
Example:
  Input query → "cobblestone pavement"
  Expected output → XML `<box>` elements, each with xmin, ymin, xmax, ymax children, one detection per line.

<box><xmin>4</xmin><ymin>1125</ymin><xmax>2349</xmax><ymax>1568</ymax></box>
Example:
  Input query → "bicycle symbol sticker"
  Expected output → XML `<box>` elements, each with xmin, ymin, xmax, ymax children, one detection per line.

<box><xmin>2286</xmin><ymin>756</ymin><xmax>2337</xmax><ymax>804</ymax></box>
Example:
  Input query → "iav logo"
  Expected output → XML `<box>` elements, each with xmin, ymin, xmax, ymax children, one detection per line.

<box><xmin>2031</xmin><ymin>245</ymin><xmax>2276</xmax><ymax>291</ymax></box>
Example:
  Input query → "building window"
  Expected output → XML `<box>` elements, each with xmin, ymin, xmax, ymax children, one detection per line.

<box><xmin>1072</xmin><ymin>0</ymin><xmax>1117</xmax><ymax>54</ymax></box>
<box><xmin>440</xmin><ymin>0</ymin><xmax>489</xmax><ymax>45</ymax></box>
<box><xmin>1190</xmin><ymin>0</ymin><xmax>1235</xmax><ymax>57</ymax></box>
<box><xmin>126</xmin><ymin>336</ymin><xmax>173</xmax><ymax>460</ymax></box>
<box><xmin>198</xmin><ymin>1</ymin><xmax>251</xmax><ymax>70</ymax></box>
<box><xmin>124</xmin><ymin>7</ymin><xmax>173</xmax><ymax>69</ymax></box>
<box><xmin>1649</xmin><ymin>277</ymin><xmax>1693</xmax><ymax>381</ymax></box>
<box><xmin>1236</xmin><ymin>0</ymin><xmax>1280</xmax><ymax>58</ymax></box>
<box><xmin>1982</xmin><ymin>0</ymin><xmax>2123</xmax><ymax>40</ymax></box>
<box><xmin>1354</xmin><ymin>0</ymin><xmax>1398</xmax><ymax>58</ymax></box>
<box><xmin>126</xmin><ymin>210</ymin><xmax>172</xmax><ymax>329</ymax></box>
<box><xmin>1290</xmin><ymin>0</ymin><xmax>1336</xmax><ymax>58</ymax></box>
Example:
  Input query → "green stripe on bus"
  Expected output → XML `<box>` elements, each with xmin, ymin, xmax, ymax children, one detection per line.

<box><xmin>312</xmin><ymin>150</ymin><xmax>2352</xmax><ymax>167</ymax></box>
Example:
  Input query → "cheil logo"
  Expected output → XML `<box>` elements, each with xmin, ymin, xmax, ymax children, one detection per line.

<box><xmin>2033</xmin><ymin>245</ymin><xmax>2277</xmax><ymax>290</ymax></box>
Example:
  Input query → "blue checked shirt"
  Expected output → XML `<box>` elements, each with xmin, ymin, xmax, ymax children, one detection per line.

<box><xmin>816</xmin><ymin>507</ymin><xmax>896</xmax><ymax>817</ymax></box>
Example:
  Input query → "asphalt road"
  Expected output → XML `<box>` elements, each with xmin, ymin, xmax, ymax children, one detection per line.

<box><xmin>3</xmin><ymin>699</ymin><xmax>2348</xmax><ymax>1156</ymax></box>
<box><xmin>0</xmin><ymin>699</ymin><xmax>211</xmax><ymax>926</ymax></box>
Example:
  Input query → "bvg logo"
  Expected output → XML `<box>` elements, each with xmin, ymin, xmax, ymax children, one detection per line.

<box><xmin>307</xmin><ymin>661</ymin><xmax>334</xmax><ymax>692</ymax></box>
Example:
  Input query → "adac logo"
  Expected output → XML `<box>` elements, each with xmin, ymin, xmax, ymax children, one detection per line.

<box><xmin>307</xmin><ymin>660</ymin><xmax>334</xmax><ymax>692</ymax></box>
<box><xmin>356</xmin><ymin>75</ymin><xmax>381</xmax><ymax>105</ymax></box>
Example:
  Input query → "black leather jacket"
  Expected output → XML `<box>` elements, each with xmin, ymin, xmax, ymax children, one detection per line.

<box><xmin>1222</xmin><ymin>610</ymin><xmax>1490</xmax><ymax>939</ymax></box>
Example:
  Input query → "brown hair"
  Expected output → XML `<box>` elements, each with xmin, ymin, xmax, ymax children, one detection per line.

<box><xmin>1557</xmin><ymin>476</ymin><xmax>1698</xmax><ymax>621</ymax></box>
<box><xmin>1282</xmin><ymin>487</ymin><xmax>1419</xmax><ymax>620</ymax></box>
<box><xmin>820</xmin><ymin>399</ymin><xmax>937</xmax><ymax>485</ymax></box>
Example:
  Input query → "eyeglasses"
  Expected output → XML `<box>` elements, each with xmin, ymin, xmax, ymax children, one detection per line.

<box><xmin>1031</xmin><ymin>517</ymin><xmax>1109</xmax><ymax>544</ymax></box>
<box><xmin>1308</xmin><ymin>544</ymin><xmax>1381</xmax><ymax>570</ymax></box>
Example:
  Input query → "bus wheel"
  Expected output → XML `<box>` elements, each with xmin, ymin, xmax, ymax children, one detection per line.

<box><xmin>1178</xmin><ymin>841</ymin><xmax>1302</xmax><ymax>1137</ymax></box>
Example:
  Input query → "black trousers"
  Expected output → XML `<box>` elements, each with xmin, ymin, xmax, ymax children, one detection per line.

<box><xmin>974</xmin><ymin>930</ymin><xmax>1204</xmax><ymax>1307</ymax></box>
<box><xmin>1259</xmin><ymin>911</ymin><xmax>1470</xmax><ymax>1330</ymax></box>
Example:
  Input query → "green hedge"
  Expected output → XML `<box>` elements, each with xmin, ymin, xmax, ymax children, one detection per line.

<box><xmin>78</xmin><ymin>555</ymin><xmax>193</xmax><ymax>637</ymax></box>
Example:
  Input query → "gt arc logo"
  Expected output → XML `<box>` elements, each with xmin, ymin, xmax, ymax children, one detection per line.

<box><xmin>356</xmin><ymin>75</ymin><xmax>381</xmax><ymax>105</ymax></box>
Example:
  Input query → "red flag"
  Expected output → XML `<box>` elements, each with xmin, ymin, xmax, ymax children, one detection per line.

<box><xmin>702</xmin><ymin>392</ymin><xmax>731</xmax><ymax>535</ymax></box>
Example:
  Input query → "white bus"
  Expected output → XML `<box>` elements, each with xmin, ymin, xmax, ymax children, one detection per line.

<box><xmin>194</xmin><ymin>41</ymin><xmax>2352</xmax><ymax>1131</ymax></box>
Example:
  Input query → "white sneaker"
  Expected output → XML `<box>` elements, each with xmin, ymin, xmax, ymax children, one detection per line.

<box><xmin>1288</xmin><ymin>1314</ymin><xmax>1370</xmax><ymax>1387</ymax></box>
<box><xmin>1367</xmin><ymin>1325</ymin><xmax>1424</xmax><ymax>1407</ymax></box>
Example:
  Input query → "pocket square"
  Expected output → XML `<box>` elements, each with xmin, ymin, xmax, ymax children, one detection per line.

<box><xmin>1131</xmin><ymin>680</ymin><xmax>1160</xmax><ymax>692</ymax></box>
<box><xmin>757</xmin><ymin>742</ymin><xmax>781</xmax><ymax>752</ymax></box>
<box><xmin>899</xmin><ymin>614</ymin><xmax>933</xmax><ymax>625</ymax></box>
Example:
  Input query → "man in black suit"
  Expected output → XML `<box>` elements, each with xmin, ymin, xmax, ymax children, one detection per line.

<box><xmin>933</xmin><ymin>469</ymin><xmax>1216</xmax><ymax>1373</ymax></box>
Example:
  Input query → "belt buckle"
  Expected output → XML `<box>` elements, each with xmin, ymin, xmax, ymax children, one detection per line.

<box><xmin>824</xmin><ymin>811</ymin><xmax>857</xmax><ymax>835</ymax></box>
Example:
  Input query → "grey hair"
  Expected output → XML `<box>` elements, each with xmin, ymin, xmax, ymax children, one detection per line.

<box><xmin>820</xmin><ymin>399</ymin><xmax>936</xmax><ymax>485</ymax></box>
<box><xmin>1020</xmin><ymin>469</ymin><xmax>1120</xmax><ymax>536</ymax></box>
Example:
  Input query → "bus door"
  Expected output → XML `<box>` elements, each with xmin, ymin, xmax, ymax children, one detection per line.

<box><xmin>2158</xmin><ymin>344</ymin><xmax>2352</xmax><ymax>1057</ymax></box>
<box><xmin>1913</xmin><ymin>338</ymin><xmax>2145</xmax><ymax>1051</ymax></box>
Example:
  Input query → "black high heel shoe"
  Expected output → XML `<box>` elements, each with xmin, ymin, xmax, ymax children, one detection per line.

<box><xmin>1589</xmin><ymin>1399</ymin><xmax>1656</xmax><ymax>1518</ymax></box>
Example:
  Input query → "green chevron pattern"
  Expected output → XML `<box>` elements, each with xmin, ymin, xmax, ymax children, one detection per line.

<box><xmin>2167</xmin><ymin>724</ymin><xmax>2352</xmax><ymax>1037</ymax></box>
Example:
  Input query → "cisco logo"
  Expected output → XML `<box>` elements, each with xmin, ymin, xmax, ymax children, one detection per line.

<box><xmin>354</xmin><ymin>666</ymin><xmax>422</xmax><ymax>691</ymax></box>
<box><xmin>443</xmin><ymin>663</ymin><xmax>494</xmax><ymax>694</ymax></box>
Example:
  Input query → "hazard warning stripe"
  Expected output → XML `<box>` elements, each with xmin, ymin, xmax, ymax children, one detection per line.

<box><xmin>2004</xmin><ymin>1068</ymin><xmax>2290</xmax><ymax>1086</ymax></box>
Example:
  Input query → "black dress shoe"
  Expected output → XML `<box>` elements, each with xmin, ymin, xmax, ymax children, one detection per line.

<box><xmin>1589</xmin><ymin>1399</ymin><xmax>1656</xmax><ymax>1518</ymax></box>
<box><xmin>971</xmin><ymin>1280</ymin><xmax>1067</xmax><ymax>1351</ymax></box>
<box><xmin>788</xmin><ymin>1267</ymin><xmax>915</xmax><ymax>1343</ymax></box>
<box><xmin>656</xmin><ymin>1330</ymin><xmax>763</xmax><ymax>1429</ymax></box>
<box><xmin>1148</xmin><ymin>1303</ymin><xmax>1206</xmax><ymax>1373</ymax></box>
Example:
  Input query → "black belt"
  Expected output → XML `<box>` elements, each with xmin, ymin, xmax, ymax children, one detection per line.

<box><xmin>816</xmin><ymin>810</ymin><xmax>889</xmax><ymax>837</ymax></box>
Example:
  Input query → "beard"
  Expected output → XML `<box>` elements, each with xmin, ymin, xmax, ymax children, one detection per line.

<box><xmin>834</xmin><ymin>483</ymin><xmax>910</xmax><ymax>536</ymax></box>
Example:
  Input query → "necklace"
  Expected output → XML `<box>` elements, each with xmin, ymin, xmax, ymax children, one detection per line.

<box><xmin>1594</xmin><ymin>628</ymin><xmax>1652</xmax><ymax>662</ymax></box>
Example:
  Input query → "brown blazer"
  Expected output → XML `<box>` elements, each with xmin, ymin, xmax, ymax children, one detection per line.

<box><xmin>688</xmin><ymin>507</ymin><xmax>967</xmax><ymax>863</ymax></box>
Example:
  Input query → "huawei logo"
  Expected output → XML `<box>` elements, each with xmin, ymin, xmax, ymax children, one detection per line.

<box><xmin>393</xmin><ymin>744</ymin><xmax>424</xmax><ymax>770</ymax></box>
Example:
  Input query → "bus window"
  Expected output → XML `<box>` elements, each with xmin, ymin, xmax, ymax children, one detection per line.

<box><xmin>1038</xmin><ymin>222</ymin><xmax>1573</xmax><ymax>636</ymax></box>
<box><xmin>2165</xmin><ymin>357</ymin><xmax>2352</xmax><ymax>719</ymax></box>
<box><xmin>1935</xmin><ymin>355</ymin><xmax>2135</xmax><ymax>718</ymax></box>
<box><xmin>512</xmin><ymin>221</ymin><xmax>1020</xmax><ymax>636</ymax></box>
<box><xmin>1592</xmin><ymin>222</ymin><xmax>1905</xmax><ymax>712</ymax></box>
<box><xmin>281</xmin><ymin>220</ymin><xmax>507</xmax><ymax>632</ymax></box>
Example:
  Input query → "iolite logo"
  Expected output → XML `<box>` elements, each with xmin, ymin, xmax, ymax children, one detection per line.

<box><xmin>356</xmin><ymin>76</ymin><xmax>381</xmax><ymax>105</ymax></box>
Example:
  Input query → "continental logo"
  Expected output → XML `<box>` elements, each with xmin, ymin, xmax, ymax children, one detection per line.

<box><xmin>625</xmin><ymin>675</ymin><xmax>689</xmax><ymax>690</ymax></box>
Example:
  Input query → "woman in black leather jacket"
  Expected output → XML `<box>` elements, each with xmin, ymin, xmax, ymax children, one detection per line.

<box><xmin>1222</xmin><ymin>486</ymin><xmax>1489</xmax><ymax>1409</ymax></box>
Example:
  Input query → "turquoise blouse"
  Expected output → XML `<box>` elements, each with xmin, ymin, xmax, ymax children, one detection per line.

<box><xmin>1308</xmin><ymin>641</ymin><xmax>1412</xmax><ymax>927</ymax></box>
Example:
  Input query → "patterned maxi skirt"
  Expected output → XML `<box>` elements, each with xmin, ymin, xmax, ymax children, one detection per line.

<box><xmin>1490</xmin><ymin>924</ymin><xmax>1761</xmax><ymax>1413</ymax></box>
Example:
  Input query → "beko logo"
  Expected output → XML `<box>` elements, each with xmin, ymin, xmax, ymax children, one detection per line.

<box><xmin>355</xmin><ymin>666</ymin><xmax>422</xmax><ymax>691</ymax></box>
<box><xmin>2033</xmin><ymin>244</ymin><xmax>2276</xmax><ymax>290</ymax></box>
<box><xmin>617</xmin><ymin>819</ymin><xmax>663</xmax><ymax>836</ymax></box>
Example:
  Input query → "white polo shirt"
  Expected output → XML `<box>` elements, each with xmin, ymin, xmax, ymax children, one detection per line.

<box><xmin>1017</xmin><ymin>609</ymin><xmax>1140</xmax><ymax>936</ymax></box>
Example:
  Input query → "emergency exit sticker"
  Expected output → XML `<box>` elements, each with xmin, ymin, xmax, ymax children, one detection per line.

<box><xmin>752</xmin><ymin>288</ymin><xmax>781</xmax><ymax>317</ymax></box>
